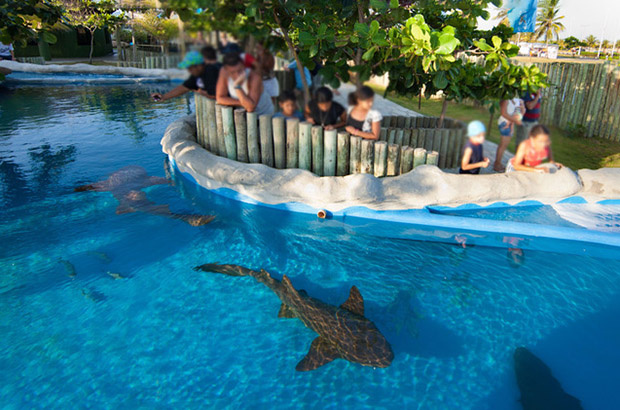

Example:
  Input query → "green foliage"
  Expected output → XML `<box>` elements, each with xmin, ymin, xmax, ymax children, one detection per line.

<box><xmin>563</xmin><ymin>36</ymin><xmax>584</xmax><ymax>49</ymax></box>
<box><xmin>133</xmin><ymin>10</ymin><xmax>179</xmax><ymax>44</ymax></box>
<box><xmin>0</xmin><ymin>0</ymin><xmax>63</xmax><ymax>45</ymax></box>
<box><xmin>584</xmin><ymin>35</ymin><xmax>598</xmax><ymax>48</ymax></box>
<box><xmin>535</xmin><ymin>0</ymin><xmax>565</xmax><ymax>44</ymax></box>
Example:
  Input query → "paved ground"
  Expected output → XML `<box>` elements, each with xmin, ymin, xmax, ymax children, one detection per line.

<box><xmin>334</xmin><ymin>83</ymin><xmax>513</xmax><ymax>172</ymax></box>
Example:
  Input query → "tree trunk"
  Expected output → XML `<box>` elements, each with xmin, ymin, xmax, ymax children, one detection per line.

<box><xmin>89</xmin><ymin>28</ymin><xmax>95</xmax><ymax>64</ymax></box>
<box><xmin>438</xmin><ymin>96</ymin><xmax>448</xmax><ymax>128</ymax></box>
<box><xmin>487</xmin><ymin>110</ymin><xmax>494</xmax><ymax>139</ymax></box>
<box><xmin>273</xmin><ymin>10</ymin><xmax>310</xmax><ymax>104</ymax></box>
<box><xmin>354</xmin><ymin>1</ymin><xmax>365</xmax><ymax>90</ymax></box>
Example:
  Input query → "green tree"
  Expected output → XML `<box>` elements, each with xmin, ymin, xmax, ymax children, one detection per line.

<box><xmin>57</xmin><ymin>0</ymin><xmax>124</xmax><ymax>63</ymax></box>
<box><xmin>601</xmin><ymin>40</ymin><xmax>610</xmax><ymax>49</ymax></box>
<box><xmin>584</xmin><ymin>35</ymin><xmax>598</xmax><ymax>48</ymax></box>
<box><xmin>535</xmin><ymin>0</ymin><xmax>565</xmax><ymax>45</ymax></box>
<box><xmin>0</xmin><ymin>0</ymin><xmax>63</xmax><ymax>45</ymax></box>
<box><xmin>563</xmin><ymin>36</ymin><xmax>584</xmax><ymax>49</ymax></box>
<box><xmin>133</xmin><ymin>10</ymin><xmax>179</xmax><ymax>52</ymax></box>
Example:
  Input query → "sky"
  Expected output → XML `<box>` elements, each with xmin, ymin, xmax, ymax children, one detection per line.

<box><xmin>477</xmin><ymin>0</ymin><xmax>620</xmax><ymax>41</ymax></box>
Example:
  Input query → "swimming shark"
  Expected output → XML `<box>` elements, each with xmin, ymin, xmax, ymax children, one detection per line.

<box><xmin>513</xmin><ymin>347</ymin><xmax>583</xmax><ymax>410</ymax></box>
<box><xmin>194</xmin><ymin>263</ymin><xmax>394</xmax><ymax>371</ymax></box>
<box><xmin>75</xmin><ymin>165</ymin><xmax>214</xmax><ymax>226</ymax></box>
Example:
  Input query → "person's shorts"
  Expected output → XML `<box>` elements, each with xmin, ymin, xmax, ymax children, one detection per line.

<box><xmin>263</xmin><ymin>77</ymin><xmax>280</xmax><ymax>98</ymax></box>
<box><xmin>0</xmin><ymin>55</ymin><xmax>12</xmax><ymax>61</ymax></box>
<box><xmin>498</xmin><ymin>121</ymin><xmax>513</xmax><ymax>137</ymax></box>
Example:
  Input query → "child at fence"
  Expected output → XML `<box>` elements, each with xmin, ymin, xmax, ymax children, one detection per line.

<box><xmin>506</xmin><ymin>124</ymin><xmax>562</xmax><ymax>173</ymax></box>
<box><xmin>305</xmin><ymin>87</ymin><xmax>346</xmax><ymax>130</ymax></box>
<box><xmin>345</xmin><ymin>86</ymin><xmax>382</xmax><ymax>140</ymax></box>
<box><xmin>273</xmin><ymin>91</ymin><xmax>304</xmax><ymax>121</ymax></box>
<box><xmin>459</xmin><ymin>120</ymin><xmax>490</xmax><ymax>174</ymax></box>
<box><xmin>494</xmin><ymin>96</ymin><xmax>525</xmax><ymax>172</ymax></box>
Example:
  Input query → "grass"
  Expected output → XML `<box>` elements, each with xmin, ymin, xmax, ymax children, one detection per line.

<box><xmin>373</xmin><ymin>88</ymin><xmax>620</xmax><ymax>169</ymax></box>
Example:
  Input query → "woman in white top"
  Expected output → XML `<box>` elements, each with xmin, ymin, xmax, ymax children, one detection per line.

<box><xmin>216</xmin><ymin>52</ymin><xmax>274</xmax><ymax>116</ymax></box>
<box><xmin>494</xmin><ymin>96</ymin><xmax>525</xmax><ymax>172</ymax></box>
<box><xmin>345</xmin><ymin>86</ymin><xmax>382</xmax><ymax>140</ymax></box>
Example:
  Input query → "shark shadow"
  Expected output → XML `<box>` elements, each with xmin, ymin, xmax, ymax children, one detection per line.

<box><xmin>194</xmin><ymin>263</ymin><xmax>394</xmax><ymax>371</ymax></box>
<box><xmin>513</xmin><ymin>347</ymin><xmax>583</xmax><ymax>410</ymax></box>
<box><xmin>75</xmin><ymin>165</ymin><xmax>214</xmax><ymax>226</ymax></box>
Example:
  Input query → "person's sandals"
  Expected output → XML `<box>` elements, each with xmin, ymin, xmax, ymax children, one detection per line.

<box><xmin>493</xmin><ymin>165</ymin><xmax>505</xmax><ymax>173</ymax></box>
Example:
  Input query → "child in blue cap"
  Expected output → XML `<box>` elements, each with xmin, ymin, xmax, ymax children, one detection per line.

<box><xmin>459</xmin><ymin>120</ymin><xmax>490</xmax><ymax>174</ymax></box>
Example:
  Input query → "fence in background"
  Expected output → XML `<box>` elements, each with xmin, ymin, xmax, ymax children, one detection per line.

<box><xmin>526</xmin><ymin>61</ymin><xmax>620</xmax><ymax>141</ymax></box>
<box><xmin>117</xmin><ymin>46</ymin><xmax>182</xmax><ymax>69</ymax></box>
<box><xmin>17</xmin><ymin>57</ymin><xmax>46</xmax><ymax>65</ymax></box>
<box><xmin>193</xmin><ymin>94</ymin><xmax>466</xmax><ymax>177</ymax></box>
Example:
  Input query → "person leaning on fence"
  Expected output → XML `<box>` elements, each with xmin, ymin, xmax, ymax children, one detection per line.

<box><xmin>273</xmin><ymin>91</ymin><xmax>304</xmax><ymax>121</ymax></box>
<box><xmin>254</xmin><ymin>43</ymin><xmax>279</xmax><ymax>106</ymax></box>
<box><xmin>305</xmin><ymin>87</ymin><xmax>346</xmax><ymax>130</ymax></box>
<box><xmin>151</xmin><ymin>51</ymin><xmax>220</xmax><ymax>102</ymax></box>
<box><xmin>344</xmin><ymin>86</ymin><xmax>382</xmax><ymax>140</ymax></box>
<box><xmin>494</xmin><ymin>96</ymin><xmax>525</xmax><ymax>172</ymax></box>
<box><xmin>215</xmin><ymin>52</ymin><xmax>275</xmax><ymax>116</ymax></box>
<box><xmin>506</xmin><ymin>124</ymin><xmax>562</xmax><ymax>173</ymax></box>
<box><xmin>459</xmin><ymin>120</ymin><xmax>490</xmax><ymax>174</ymax></box>
<box><xmin>519</xmin><ymin>89</ymin><xmax>541</xmax><ymax>142</ymax></box>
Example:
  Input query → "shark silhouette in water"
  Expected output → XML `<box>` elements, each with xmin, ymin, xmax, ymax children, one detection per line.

<box><xmin>514</xmin><ymin>347</ymin><xmax>583</xmax><ymax>410</ymax></box>
<box><xmin>75</xmin><ymin>165</ymin><xmax>214</xmax><ymax>226</ymax></box>
<box><xmin>194</xmin><ymin>263</ymin><xmax>394</xmax><ymax>371</ymax></box>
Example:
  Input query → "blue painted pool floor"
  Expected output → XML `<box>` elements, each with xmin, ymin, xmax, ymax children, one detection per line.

<box><xmin>1</xmin><ymin>82</ymin><xmax>619</xmax><ymax>409</ymax></box>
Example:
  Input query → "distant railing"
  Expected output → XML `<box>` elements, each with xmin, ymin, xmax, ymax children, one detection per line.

<box><xmin>17</xmin><ymin>56</ymin><xmax>45</xmax><ymax>65</ymax></box>
<box><xmin>193</xmin><ymin>94</ymin><xmax>466</xmax><ymax>177</ymax></box>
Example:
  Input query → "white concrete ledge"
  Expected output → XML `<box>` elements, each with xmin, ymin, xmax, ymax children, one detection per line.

<box><xmin>162</xmin><ymin>116</ymin><xmax>620</xmax><ymax>212</ymax></box>
<box><xmin>0</xmin><ymin>60</ymin><xmax>186</xmax><ymax>80</ymax></box>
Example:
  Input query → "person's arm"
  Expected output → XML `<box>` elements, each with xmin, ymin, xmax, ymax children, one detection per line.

<box><xmin>346</xmin><ymin>121</ymin><xmax>380</xmax><ymax>140</ymax></box>
<box><xmin>215</xmin><ymin>70</ymin><xmax>242</xmax><ymax>107</ymax></box>
<box><xmin>511</xmin><ymin>141</ymin><xmax>547</xmax><ymax>173</ymax></box>
<box><xmin>524</xmin><ymin>93</ymin><xmax>540</xmax><ymax>110</ymax></box>
<box><xmin>232</xmin><ymin>71</ymin><xmax>262</xmax><ymax>112</ymax></box>
<box><xmin>151</xmin><ymin>85</ymin><xmax>190</xmax><ymax>102</ymax></box>
<box><xmin>460</xmin><ymin>147</ymin><xmax>490</xmax><ymax>171</ymax></box>
<box><xmin>10</xmin><ymin>45</ymin><xmax>15</xmax><ymax>60</ymax></box>
<box><xmin>547</xmin><ymin>148</ymin><xmax>563</xmax><ymax>168</ymax></box>
<box><xmin>326</xmin><ymin>110</ymin><xmax>346</xmax><ymax>130</ymax></box>
<box><xmin>304</xmin><ymin>104</ymin><xmax>315</xmax><ymax>124</ymax></box>
<box><xmin>195</xmin><ymin>89</ymin><xmax>216</xmax><ymax>99</ymax></box>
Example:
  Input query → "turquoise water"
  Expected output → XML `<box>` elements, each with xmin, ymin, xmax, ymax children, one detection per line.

<box><xmin>1</xmin><ymin>80</ymin><xmax>620</xmax><ymax>409</ymax></box>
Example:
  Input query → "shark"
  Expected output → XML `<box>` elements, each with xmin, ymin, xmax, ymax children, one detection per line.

<box><xmin>513</xmin><ymin>347</ymin><xmax>583</xmax><ymax>410</ymax></box>
<box><xmin>75</xmin><ymin>165</ymin><xmax>214</xmax><ymax>226</ymax></box>
<box><xmin>194</xmin><ymin>263</ymin><xmax>394</xmax><ymax>371</ymax></box>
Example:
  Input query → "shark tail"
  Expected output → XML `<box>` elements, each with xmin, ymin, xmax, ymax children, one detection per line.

<box><xmin>193</xmin><ymin>263</ymin><xmax>259</xmax><ymax>277</ymax></box>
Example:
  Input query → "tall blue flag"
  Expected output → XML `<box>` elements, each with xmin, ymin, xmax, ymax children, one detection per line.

<box><xmin>504</xmin><ymin>0</ymin><xmax>538</xmax><ymax>33</ymax></box>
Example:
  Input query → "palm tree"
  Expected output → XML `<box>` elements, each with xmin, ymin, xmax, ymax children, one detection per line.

<box><xmin>535</xmin><ymin>0</ymin><xmax>566</xmax><ymax>45</ymax></box>
<box><xmin>585</xmin><ymin>35</ymin><xmax>598</xmax><ymax>48</ymax></box>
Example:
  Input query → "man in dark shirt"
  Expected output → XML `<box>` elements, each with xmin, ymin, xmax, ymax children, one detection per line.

<box><xmin>151</xmin><ymin>47</ymin><xmax>221</xmax><ymax>102</ymax></box>
<box><xmin>516</xmin><ymin>90</ymin><xmax>542</xmax><ymax>146</ymax></box>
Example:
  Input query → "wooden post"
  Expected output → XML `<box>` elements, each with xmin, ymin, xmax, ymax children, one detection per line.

<box><xmin>402</xmin><ymin>129</ymin><xmax>411</xmax><ymax>147</ymax></box>
<box><xmin>246</xmin><ymin>112</ymin><xmax>260</xmax><ymax>163</ymax></box>
<box><xmin>413</xmin><ymin>148</ymin><xmax>426</xmax><ymax>168</ymax></box>
<box><xmin>387</xmin><ymin>144</ymin><xmax>400</xmax><ymax>176</ymax></box>
<box><xmin>215</xmin><ymin>104</ymin><xmax>226</xmax><ymax>157</ymax></box>
<box><xmin>426</xmin><ymin>150</ymin><xmax>439</xmax><ymax>166</ymax></box>
<box><xmin>205</xmin><ymin>98</ymin><xmax>218</xmax><ymax>153</ymax></box>
<box><xmin>387</xmin><ymin>129</ymin><xmax>396</xmax><ymax>144</ymax></box>
<box><xmin>349</xmin><ymin>136</ymin><xmax>362</xmax><ymax>174</ymax></box>
<box><xmin>221</xmin><ymin>106</ymin><xmax>237</xmax><ymax>161</ymax></box>
<box><xmin>394</xmin><ymin>129</ymin><xmax>404</xmax><ymax>147</ymax></box>
<box><xmin>194</xmin><ymin>94</ymin><xmax>204</xmax><ymax>147</ymax></box>
<box><xmin>286</xmin><ymin>118</ymin><xmax>300</xmax><ymax>169</ymax></box>
<box><xmin>311</xmin><ymin>126</ymin><xmax>324</xmax><ymax>176</ymax></box>
<box><xmin>234</xmin><ymin>109</ymin><xmax>248</xmax><ymax>162</ymax></box>
<box><xmin>382</xmin><ymin>116</ymin><xmax>392</xmax><ymax>127</ymax></box>
<box><xmin>410</xmin><ymin>129</ymin><xmax>420</xmax><ymax>148</ymax></box>
<box><xmin>373</xmin><ymin>141</ymin><xmax>388</xmax><ymax>177</ymax></box>
<box><xmin>336</xmin><ymin>132</ymin><xmax>350</xmax><ymax>176</ymax></box>
<box><xmin>438</xmin><ymin>129</ymin><xmax>449</xmax><ymax>169</ymax></box>
<box><xmin>259</xmin><ymin>114</ymin><xmax>274</xmax><ymax>167</ymax></box>
<box><xmin>404</xmin><ymin>116</ymin><xmax>412</xmax><ymax>129</ymax></box>
<box><xmin>397</xmin><ymin>116</ymin><xmax>406</xmax><ymax>128</ymax></box>
<box><xmin>272</xmin><ymin>116</ymin><xmax>286</xmax><ymax>169</ymax></box>
<box><xmin>379</xmin><ymin>127</ymin><xmax>388</xmax><ymax>141</ymax></box>
<box><xmin>323</xmin><ymin>129</ymin><xmax>337</xmax><ymax>176</ymax></box>
<box><xmin>299</xmin><ymin>122</ymin><xmax>312</xmax><ymax>171</ymax></box>
<box><xmin>446</xmin><ymin>129</ymin><xmax>457</xmax><ymax>168</ymax></box>
<box><xmin>401</xmin><ymin>147</ymin><xmax>414</xmax><ymax>174</ymax></box>
<box><xmin>432</xmin><ymin>129</ymin><xmax>442</xmax><ymax>161</ymax></box>
<box><xmin>361</xmin><ymin>139</ymin><xmax>374</xmax><ymax>174</ymax></box>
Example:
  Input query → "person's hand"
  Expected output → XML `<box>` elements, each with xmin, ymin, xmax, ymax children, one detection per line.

<box><xmin>535</xmin><ymin>167</ymin><xmax>549</xmax><ymax>174</ymax></box>
<box><xmin>324</xmin><ymin>125</ymin><xmax>335</xmax><ymax>130</ymax></box>
<box><xmin>307</xmin><ymin>117</ymin><xmax>315</xmax><ymax>124</ymax></box>
<box><xmin>554</xmin><ymin>162</ymin><xmax>563</xmax><ymax>169</ymax></box>
<box><xmin>151</xmin><ymin>93</ymin><xmax>163</xmax><ymax>102</ymax></box>
<box><xmin>482</xmin><ymin>158</ymin><xmax>490</xmax><ymax>168</ymax></box>
<box><xmin>345</xmin><ymin>126</ymin><xmax>357</xmax><ymax>136</ymax></box>
<box><xmin>195</xmin><ymin>89</ymin><xmax>208</xmax><ymax>97</ymax></box>
<box><xmin>233</xmin><ymin>72</ymin><xmax>247</xmax><ymax>87</ymax></box>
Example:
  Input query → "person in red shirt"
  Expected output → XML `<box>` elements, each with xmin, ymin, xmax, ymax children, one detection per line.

<box><xmin>507</xmin><ymin>125</ymin><xmax>562</xmax><ymax>173</ymax></box>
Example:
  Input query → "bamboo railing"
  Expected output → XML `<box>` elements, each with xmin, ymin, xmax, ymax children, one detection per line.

<box><xmin>194</xmin><ymin>94</ymin><xmax>466</xmax><ymax>177</ymax></box>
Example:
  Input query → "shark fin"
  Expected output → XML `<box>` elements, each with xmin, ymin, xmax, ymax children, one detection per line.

<box><xmin>278</xmin><ymin>303</ymin><xmax>296</xmax><ymax>319</ymax></box>
<box><xmin>295</xmin><ymin>337</ymin><xmax>340</xmax><ymax>371</ymax></box>
<box><xmin>340</xmin><ymin>285</ymin><xmax>364</xmax><ymax>315</ymax></box>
